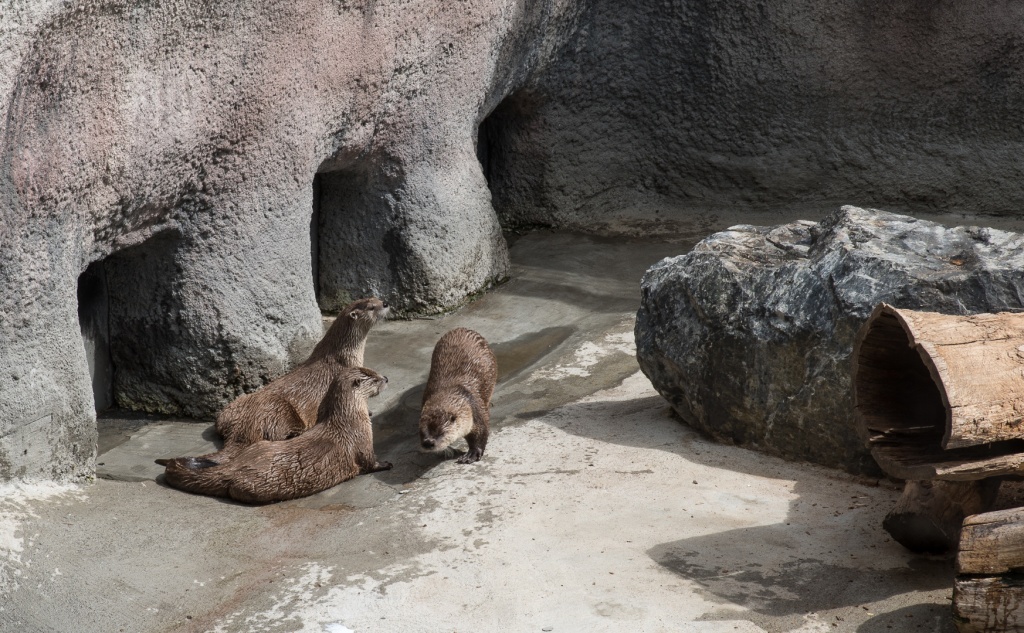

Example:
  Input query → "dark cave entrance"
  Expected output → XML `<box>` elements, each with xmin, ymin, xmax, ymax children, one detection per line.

<box><xmin>77</xmin><ymin>262</ymin><xmax>113</xmax><ymax>413</ymax></box>
<box><xmin>311</xmin><ymin>163</ymin><xmax>385</xmax><ymax>314</ymax></box>
<box><xmin>76</xmin><ymin>231</ymin><xmax>181</xmax><ymax>416</ymax></box>
<box><xmin>474</xmin><ymin>89</ymin><xmax>549</xmax><ymax>233</ymax></box>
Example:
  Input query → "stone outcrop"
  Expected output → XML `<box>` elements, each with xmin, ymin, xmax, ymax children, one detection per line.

<box><xmin>0</xmin><ymin>0</ymin><xmax>583</xmax><ymax>480</ymax></box>
<box><xmin>489</xmin><ymin>2</ymin><xmax>1024</xmax><ymax>232</ymax></box>
<box><xmin>7</xmin><ymin>0</ymin><xmax>1024</xmax><ymax>482</ymax></box>
<box><xmin>635</xmin><ymin>206</ymin><xmax>1024</xmax><ymax>474</ymax></box>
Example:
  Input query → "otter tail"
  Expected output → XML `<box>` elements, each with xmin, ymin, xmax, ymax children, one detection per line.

<box><xmin>158</xmin><ymin>456</ymin><xmax>232</xmax><ymax>498</ymax></box>
<box><xmin>154</xmin><ymin>456</ymin><xmax>218</xmax><ymax>469</ymax></box>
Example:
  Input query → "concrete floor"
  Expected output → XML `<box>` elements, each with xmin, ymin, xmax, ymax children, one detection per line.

<box><xmin>0</xmin><ymin>228</ymin><xmax>970</xmax><ymax>633</ymax></box>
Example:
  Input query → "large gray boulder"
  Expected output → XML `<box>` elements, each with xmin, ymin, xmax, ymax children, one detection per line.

<box><xmin>635</xmin><ymin>206</ymin><xmax>1024</xmax><ymax>474</ymax></box>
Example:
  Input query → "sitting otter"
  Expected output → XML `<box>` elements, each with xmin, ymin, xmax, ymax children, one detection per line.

<box><xmin>215</xmin><ymin>297</ymin><xmax>389</xmax><ymax>447</ymax></box>
<box><xmin>156</xmin><ymin>367</ymin><xmax>391</xmax><ymax>503</ymax></box>
<box><xmin>418</xmin><ymin>328</ymin><xmax>497</xmax><ymax>464</ymax></box>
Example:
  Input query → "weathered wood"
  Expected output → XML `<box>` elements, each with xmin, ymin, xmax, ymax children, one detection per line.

<box><xmin>853</xmin><ymin>303</ymin><xmax>1024</xmax><ymax>480</ymax></box>
<box><xmin>883</xmin><ymin>479</ymin><xmax>999</xmax><ymax>554</ymax></box>
<box><xmin>871</xmin><ymin>439</ymin><xmax>1024</xmax><ymax>481</ymax></box>
<box><xmin>953</xmin><ymin>574</ymin><xmax>1024</xmax><ymax>633</ymax></box>
<box><xmin>958</xmin><ymin>507</ymin><xmax>1024</xmax><ymax>575</ymax></box>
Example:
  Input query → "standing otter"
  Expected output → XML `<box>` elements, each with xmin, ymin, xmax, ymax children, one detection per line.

<box><xmin>215</xmin><ymin>297</ymin><xmax>389</xmax><ymax>447</ymax></box>
<box><xmin>419</xmin><ymin>328</ymin><xmax>497</xmax><ymax>464</ymax></box>
<box><xmin>156</xmin><ymin>367</ymin><xmax>391</xmax><ymax>503</ymax></box>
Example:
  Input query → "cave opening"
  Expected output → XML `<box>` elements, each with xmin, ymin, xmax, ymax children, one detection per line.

<box><xmin>77</xmin><ymin>261</ymin><xmax>113</xmax><ymax>413</ymax></box>
<box><xmin>475</xmin><ymin>89</ymin><xmax>550</xmax><ymax>233</ymax></box>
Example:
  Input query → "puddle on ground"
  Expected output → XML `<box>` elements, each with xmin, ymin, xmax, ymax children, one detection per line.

<box><xmin>491</xmin><ymin>326</ymin><xmax>575</xmax><ymax>383</ymax></box>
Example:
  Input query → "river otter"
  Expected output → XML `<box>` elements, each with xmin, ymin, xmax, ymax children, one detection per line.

<box><xmin>156</xmin><ymin>367</ymin><xmax>391</xmax><ymax>503</ymax></box>
<box><xmin>419</xmin><ymin>328</ymin><xmax>497</xmax><ymax>464</ymax></box>
<box><xmin>215</xmin><ymin>297</ymin><xmax>389</xmax><ymax>447</ymax></box>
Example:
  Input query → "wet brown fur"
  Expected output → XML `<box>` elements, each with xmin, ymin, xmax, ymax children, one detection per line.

<box><xmin>419</xmin><ymin>328</ymin><xmax>497</xmax><ymax>464</ymax></box>
<box><xmin>215</xmin><ymin>297</ymin><xmax>389</xmax><ymax>447</ymax></box>
<box><xmin>157</xmin><ymin>367</ymin><xmax>391</xmax><ymax>504</ymax></box>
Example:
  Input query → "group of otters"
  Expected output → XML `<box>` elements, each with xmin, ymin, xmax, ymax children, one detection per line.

<box><xmin>154</xmin><ymin>297</ymin><xmax>498</xmax><ymax>504</ymax></box>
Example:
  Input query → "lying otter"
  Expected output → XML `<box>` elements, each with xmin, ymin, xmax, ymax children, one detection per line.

<box><xmin>215</xmin><ymin>297</ymin><xmax>389</xmax><ymax>447</ymax></box>
<box><xmin>156</xmin><ymin>367</ymin><xmax>391</xmax><ymax>503</ymax></box>
<box><xmin>419</xmin><ymin>328</ymin><xmax>497</xmax><ymax>464</ymax></box>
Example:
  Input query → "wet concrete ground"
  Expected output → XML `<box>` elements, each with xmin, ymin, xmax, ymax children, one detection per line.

<box><xmin>0</xmin><ymin>225</ymin><xmax>979</xmax><ymax>633</ymax></box>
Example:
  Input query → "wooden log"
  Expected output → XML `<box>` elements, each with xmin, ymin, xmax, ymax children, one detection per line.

<box><xmin>853</xmin><ymin>303</ymin><xmax>1024</xmax><ymax>480</ymax></box>
<box><xmin>953</xmin><ymin>575</ymin><xmax>1024</xmax><ymax>632</ymax></box>
<box><xmin>883</xmin><ymin>479</ymin><xmax>999</xmax><ymax>554</ymax></box>
<box><xmin>958</xmin><ymin>507</ymin><xmax>1024</xmax><ymax>575</ymax></box>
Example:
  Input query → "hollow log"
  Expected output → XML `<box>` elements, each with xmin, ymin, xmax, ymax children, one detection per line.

<box><xmin>883</xmin><ymin>479</ymin><xmax>1000</xmax><ymax>554</ymax></box>
<box><xmin>853</xmin><ymin>304</ymin><xmax>1024</xmax><ymax>480</ymax></box>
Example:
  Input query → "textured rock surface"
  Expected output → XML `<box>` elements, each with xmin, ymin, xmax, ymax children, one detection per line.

<box><xmin>7</xmin><ymin>0</ymin><xmax>1024</xmax><ymax>482</ymax></box>
<box><xmin>489</xmin><ymin>1</ymin><xmax>1024</xmax><ymax>232</ymax></box>
<box><xmin>636</xmin><ymin>206</ymin><xmax>1024</xmax><ymax>474</ymax></box>
<box><xmin>0</xmin><ymin>0</ymin><xmax>583</xmax><ymax>480</ymax></box>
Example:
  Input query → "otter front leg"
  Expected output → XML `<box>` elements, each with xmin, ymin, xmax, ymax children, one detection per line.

<box><xmin>458</xmin><ymin>426</ymin><xmax>488</xmax><ymax>464</ymax></box>
<box><xmin>356</xmin><ymin>443</ymin><xmax>392</xmax><ymax>473</ymax></box>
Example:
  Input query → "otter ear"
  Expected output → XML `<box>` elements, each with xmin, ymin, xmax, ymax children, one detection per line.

<box><xmin>349</xmin><ymin>310</ymin><xmax>362</xmax><ymax>320</ymax></box>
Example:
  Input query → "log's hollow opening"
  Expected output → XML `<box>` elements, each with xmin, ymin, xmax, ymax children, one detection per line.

<box><xmin>854</xmin><ymin>311</ymin><xmax>947</xmax><ymax>448</ymax></box>
<box><xmin>854</xmin><ymin>309</ymin><xmax>1024</xmax><ymax>478</ymax></box>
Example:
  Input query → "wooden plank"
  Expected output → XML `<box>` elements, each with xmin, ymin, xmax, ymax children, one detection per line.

<box><xmin>871</xmin><ymin>440</ymin><xmax>1024</xmax><ymax>481</ymax></box>
<box><xmin>958</xmin><ymin>508</ymin><xmax>1024</xmax><ymax>575</ymax></box>
<box><xmin>953</xmin><ymin>574</ymin><xmax>1024</xmax><ymax>633</ymax></box>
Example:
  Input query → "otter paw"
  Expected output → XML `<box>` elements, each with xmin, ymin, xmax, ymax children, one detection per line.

<box><xmin>456</xmin><ymin>450</ymin><xmax>483</xmax><ymax>464</ymax></box>
<box><xmin>374</xmin><ymin>461</ymin><xmax>393</xmax><ymax>472</ymax></box>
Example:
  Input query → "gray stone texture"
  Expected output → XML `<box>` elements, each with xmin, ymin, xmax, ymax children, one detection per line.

<box><xmin>489</xmin><ymin>1</ymin><xmax>1024</xmax><ymax>232</ymax></box>
<box><xmin>6</xmin><ymin>0</ymin><xmax>1024</xmax><ymax>482</ymax></box>
<box><xmin>635</xmin><ymin>206</ymin><xmax>1024</xmax><ymax>475</ymax></box>
<box><xmin>0</xmin><ymin>0</ymin><xmax>583</xmax><ymax>480</ymax></box>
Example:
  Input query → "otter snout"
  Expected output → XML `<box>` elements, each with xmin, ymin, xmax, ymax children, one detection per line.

<box><xmin>421</xmin><ymin>437</ymin><xmax>436</xmax><ymax>449</ymax></box>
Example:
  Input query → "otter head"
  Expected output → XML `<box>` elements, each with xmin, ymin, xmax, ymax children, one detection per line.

<box><xmin>341</xmin><ymin>297</ymin><xmax>390</xmax><ymax>330</ymax></box>
<box><xmin>348</xmin><ymin>366</ymin><xmax>389</xmax><ymax>398</ymax></box>
<box><xmin>419</xmin><ymin>402</ymin><xmax>473</xmax><ymax>453</ymax></box>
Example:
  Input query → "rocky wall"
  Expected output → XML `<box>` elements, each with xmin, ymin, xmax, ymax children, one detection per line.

<box><xmin>0</xmin><ymin>0</ymin><xmax>583</xmax><ymax>480</ymax></box>
<box><xmin>489</xmin><ymin>1</ymin><xmax>1024</xmax><ymax>233</ymax></box>
<box><xmin>6</xmin><ymin>0</ymin><xmax>1024</xmax><ymax>481</ymax></box>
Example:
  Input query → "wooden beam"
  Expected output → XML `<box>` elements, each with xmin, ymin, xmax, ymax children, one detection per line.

<box><xmin>958</xmin><ymin>507</ymin><xmax>1024</xmax><ymax>575</ymax></box>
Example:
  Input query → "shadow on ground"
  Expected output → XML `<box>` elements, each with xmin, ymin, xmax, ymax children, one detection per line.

<box><xmin>534</xmin><ymin>393</ymin><xmax>958</xmax><ymax>632</ymax></box>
